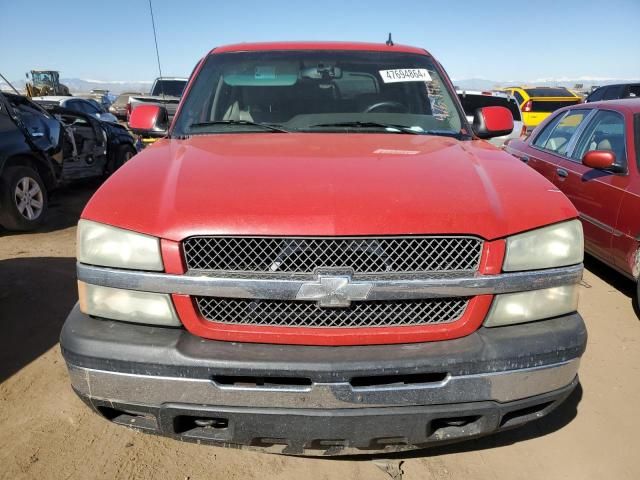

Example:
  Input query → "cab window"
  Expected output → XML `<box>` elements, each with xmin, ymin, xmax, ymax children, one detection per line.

<box><xmin>74</xmin><ymin>100</ymin><xmax>96</xmax><ymax>115</ymax></box>
<box><xmin>66</xmin><ymin>100</ymin><xmax>83</xmax><ymax>113</ymax></box>
<box><xmin>603</xmin><ymin>86</ymin><xmax>624</xmax><ymax>101</ymax></box>
<box><xmin>587</xmin><ymin>87</ymin><xmax>605</xmax><ymax>102</ymax></box>
<box><xmin>533</xmin><ymin>110</ymin><xmax>590</xmax><ymax>156</ymax></box>
<box><xmin>573</xmin><ymin>110</ymin><xmax>626</xmax><ymax>167</ymax></box>
<box><xmin>512</xmin><ymin>91</ymin><xmax>524</xmax><ymax>105</ymax></box>
<box><xmin>626</xmin><ymin>85</ymin><xmax>640</xmax><ymax>98</ymax></box>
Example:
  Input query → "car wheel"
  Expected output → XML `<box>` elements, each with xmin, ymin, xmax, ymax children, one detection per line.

<box><xmin>107</xmin><ymin>144</ymin><xmax>137</xmax><ymax>176</ymax></box>
<box><xmin>0</xmin><ymin>165</ymin><xmax>48</xmax><ymax>231</ymax></box>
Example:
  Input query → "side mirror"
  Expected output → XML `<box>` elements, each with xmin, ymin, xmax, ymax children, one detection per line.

<box><xmin>472</xmin><ymin>106</ymin><xmax>514</xmax><ymax>139</ymax></box>
<box><xmin>582</xmin><ymin>150</ymin><xmax>618</xmax><ymax>170</ymax></box>
<box><xmin>128</xmin><ymin>105</ymin><xmax>169</xmax><ymax>137</ymax></box>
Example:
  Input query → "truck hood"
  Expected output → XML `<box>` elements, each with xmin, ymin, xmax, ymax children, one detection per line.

<box><xmin>83</xmin><ymin>133</ymin><xmax>576</xmax><ymax>241</ymax></box>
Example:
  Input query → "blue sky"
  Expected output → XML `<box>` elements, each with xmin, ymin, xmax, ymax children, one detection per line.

<box><xmin>1</xmin><ymin>0</ymin><xmax>639</xmax><ymax>82</ymax></box>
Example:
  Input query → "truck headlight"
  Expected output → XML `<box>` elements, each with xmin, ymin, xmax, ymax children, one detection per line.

<box><xmin>503</xmin><ymin>220</ymin><xmax>583</xmax><ymax>271</ymax></box>
<box><xmin>484</xmin><ymin>285</ymin><xmax>579</xmax><ymax>327</ymax></box>
<box><xmin>78</xmin><ymin>282</ymin><xmax>180</xmax><ymax>326</ymax></box>
<box><xmin>77</xmin><ymin>219</ymin><xmax>163</xmax><ymax>271</ymax></box>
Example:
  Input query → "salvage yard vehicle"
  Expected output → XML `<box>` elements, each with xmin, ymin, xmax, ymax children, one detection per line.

<box><xmin>126</xmin><ymin>77</ymin><xmax>187</xmax><ymax>124</ymax></box>
<box><xmin>109</xmin><ymin>92</ymin><xmax>142</xmax><ymax>120</ymax></box>
<box><xmin>457</xmin><ymin>90</ymin><xmax>525</xmax><ymax>146</ymax></box>
<box><xmin>505</xmin><ymin>98</ymin><xmax>640</xmax><ymax>306</ymax></box>
<box><xmin>25</xmin><ymin>70</ymin><xmax>70</xmax><ymax>97</ymax></box>
<box><xmin>61</xmin><ymin>42</ymin><xmax>586</xmax><ymax>455</ymax></box>
<box><xmin>585</xmin><ymin>83</ymin><xmax>640</xmax><ymax>103</ymax></box>
<box><xmin>499</xmin><ymin>86</ymin><xmax>582</xmax><ymax>130</ymax></box>
<box><xmin>32</xmin><ymin>96</ymin><xmax>119</xmax><ymax>123</ymax></box>
<box><xmin>0</xmin><ymin>92</ymin><xmax>135</xmax><ymax>231</ymax></box>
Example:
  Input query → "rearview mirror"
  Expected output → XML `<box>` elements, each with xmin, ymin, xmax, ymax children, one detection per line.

<box><xmin>128</xmin><ymin>105</ymin><xmax>169</xmax><ymax>137</ymax></box>
<box><xmin>472</xmin><ymin>106</ymin><xmax>514</xmax><ymax>139</ymax></box>
<box><xmin>582</xmin><ymin>150</ymin><xmax>618</xmax><ymax>170</ymax></box>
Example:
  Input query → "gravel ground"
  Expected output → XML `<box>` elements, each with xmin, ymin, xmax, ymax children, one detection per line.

<box><xmin>1</xmin><ymin>182</ymin><xmax>639</xmax><ymax>480</ymax></box>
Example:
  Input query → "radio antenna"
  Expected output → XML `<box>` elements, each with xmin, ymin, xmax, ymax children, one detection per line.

<box><xmin>386</xmin><ymin>33</ymin><xmax>394</xmax><ymax>46</ymax></box>
<box><xmin>148</xmin><ymin>0</ymin><xmax>165</xmax><ymax>99</ymax></box>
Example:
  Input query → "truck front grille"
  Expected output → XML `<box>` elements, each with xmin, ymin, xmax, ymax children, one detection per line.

<box><xmin>183</xmin><ymin>236</ymin><xmax>483</xmax><ymax>275</ymax></box>
<box><xmin>195</xmin><ymin>297</ymin><xmax>469</xmax><ymax>328</ymax></box>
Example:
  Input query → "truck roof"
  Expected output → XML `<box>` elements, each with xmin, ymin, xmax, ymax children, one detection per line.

<box><xmin>210</xmin><ymin>41</ymin><xmax>429</xmax><ymax>56</ymax></box>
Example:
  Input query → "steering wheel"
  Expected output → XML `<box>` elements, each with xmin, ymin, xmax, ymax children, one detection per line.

<box><xmin>363</xmin><ymin>101</ymin><xmax>409</xmax><ymax>113</ymax></box>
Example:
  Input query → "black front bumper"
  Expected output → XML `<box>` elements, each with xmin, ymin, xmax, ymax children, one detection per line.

<box><xmin>61</xmin><ymin>305</ymin><xmax>586</xmax><ymax>455</ymax></box>
<box><xmin>77</xmin><ymin>381</ymin><xmax>577</xmax><ymax>455</ymax></box>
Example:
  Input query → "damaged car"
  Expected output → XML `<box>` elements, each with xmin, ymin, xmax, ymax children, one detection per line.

<box><xmin>0</xmin><ymin>92</ymin><xmax>136</xmax><ymax>231</ymax></box>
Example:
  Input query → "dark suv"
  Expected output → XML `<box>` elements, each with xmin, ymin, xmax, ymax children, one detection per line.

<box><xmin>586</xmin><ymin>83</ymin><xmax>640</xmax><ymax>103</ymax></box>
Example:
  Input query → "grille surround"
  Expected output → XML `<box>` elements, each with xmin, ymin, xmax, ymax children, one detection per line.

<box><xmin>195</xmin><ymin>297</ymin><xmax>469</xmax><ymax>329</ymax></box>
<box><xmin>183</xmin><ymin>236</ymin><xmax>483</xmax><ymax>276</ymax></box>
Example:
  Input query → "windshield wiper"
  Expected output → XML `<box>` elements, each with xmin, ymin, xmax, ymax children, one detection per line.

<box><xmin>189</xmin><ymin>120</ymin><xmax>289</xmax><ymax>133</ymax></box>
<box><xmin>422</xmin><ymin>129</ymin><xmax>469</xmax><ymax>139</ymax></box>
<box><xmin>306</xmin><ymin>121</ymin><xmax>422</xmax><ymax>134</ymax></box>
<box><xmin>307</xmin><ymin>122</ymin><xmax>469</xmax><ymax>139</ymax></box>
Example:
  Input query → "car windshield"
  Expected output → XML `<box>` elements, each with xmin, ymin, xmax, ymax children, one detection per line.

<box><xmin>173</xmin><ymin>50</ymin><xmax>464</xmax><ymax>136</ymax></box>
<box><xmin>151</xmin><ymin>80</ymin><xmax>187</xmax><ymax>97</ymax></box>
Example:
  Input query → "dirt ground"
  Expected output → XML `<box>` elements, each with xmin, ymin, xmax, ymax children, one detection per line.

<box><xmin>1</xmin><ymin>182</ymin><xmax>639</xmax><ymax>480</ymax></box>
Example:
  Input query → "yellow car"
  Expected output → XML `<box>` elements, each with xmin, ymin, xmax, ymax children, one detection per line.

<box><xmin>498</xmin><ymin>86</ymin><xmax>582</xmax><ymax>129</ymax></box>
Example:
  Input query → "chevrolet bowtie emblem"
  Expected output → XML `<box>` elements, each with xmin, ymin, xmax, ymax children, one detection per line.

<box><xmin>296</xmin><ymin>275</ymin><xmax>373</xmax><ymax>308</ymax></box>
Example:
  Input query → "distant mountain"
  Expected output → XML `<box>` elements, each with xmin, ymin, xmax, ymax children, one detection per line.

<box><xmin>451</xmin><ymin>78</ymin><xmax>498</xmax><ymax>91</ymax></box>
<box><xmin>1</xmin><ymin>78</ymin><xmax>153</xmax><ymax>95</ymax></box>
<box><xmin>61</xmin><ymin>78</ymin><xmax>153</xmax><ymax>94</ymax></box>
<box><xmin>452</xmin><ymin>77</ymin><xmax>639</xmax><ymax>91</ymax></box>
<box><xmin>2</xmin><ymin>76</ymin><xmax>639</xmax><ymax>96</ymax></box>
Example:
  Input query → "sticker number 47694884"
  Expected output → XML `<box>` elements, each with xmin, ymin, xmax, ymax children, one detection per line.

<box><xmin>379</xmin><ymin>69</ymin><xmax>432</xmax><ymax>83</ymax></box>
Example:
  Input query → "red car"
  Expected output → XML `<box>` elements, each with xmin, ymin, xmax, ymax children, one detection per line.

<box><xmin>506</xmin><ymin>99</ymin><xmax>640</xmax><ymax>305</ymax></box>
<box><xmin>60</xmin><ymin>42</ymin><xmax>586</xmax><ymax>455</ymax></box>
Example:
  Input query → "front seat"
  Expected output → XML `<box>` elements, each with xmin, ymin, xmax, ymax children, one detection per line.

<box><xmin>546</xmin><ymin>136</ymin><xmax>567</xmax><ymax>152</ymax></box>
<box><xmin>223</xmin><ymin>101</ymin><xmax>254</xmax><ymax>122</ymax></box>
<box><xmin>596</xmin><ymin>137</ymin><xmax>625</xmax><ymax>163</ymax></box>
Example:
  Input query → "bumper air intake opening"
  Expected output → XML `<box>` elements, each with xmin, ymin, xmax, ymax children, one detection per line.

<box><xmin>251</xmin><ymin>437</ymin><xmax>290</xmax><ymax>448</ymax></box>
<box><xmin>173</xmin><ymin>415</ymin><xmax>229</xmax><ymax>439</ymax></box>
<box><xmin>350</xmin><ymin>372</ymin><xmax>448</xmax><ymax>388</ymax></box>
<box><xmin>430</xmin><ymin>415</ymin><xmax>483</xmax><ymax>439</ymax></box>
<box><xmin>95</xmin><ymin>406</ymin><xmax>158</xmax><ymax>431</ymax></box>
<box><xmin>212</xmin><ymin>375</ymin><xmax>312</xmax><ymax>388</ymax></box>
<box><xmin>499</xmin><ymin>401</ymin><xmax>554</xmax><ymax>428</ymax></box>
<box><xmin>306</xmin><ymin>439</ymin><xmax>348</xmax><ymax>450</ymax></box>
<box><xmin>372</xmin><ymin>437</ymin><xmax>409</xmax><ymax>448</ymax></box>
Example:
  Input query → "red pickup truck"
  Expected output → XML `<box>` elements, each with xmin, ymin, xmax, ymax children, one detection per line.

<box><xmin>61</xmin><ymin>42</ymin><xmax>586</xmax><ymax>455</ymax></box>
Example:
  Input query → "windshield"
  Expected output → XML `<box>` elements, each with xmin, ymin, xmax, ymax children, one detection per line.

<box><xmin>151</xmin><ymin>80</ymin><xmax>187</xmax><ymax>97</ymax></box>
<box><xmin>173</xmin><ymin>50</ymin><xmax>464</xmax><ymax>136</ymax></box>
<box><xmin>32</xmin><ymin>72</ymin><xmax>57</xmax><ymax>86</ymax></box>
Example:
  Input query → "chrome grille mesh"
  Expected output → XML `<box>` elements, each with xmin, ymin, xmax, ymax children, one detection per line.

<box><xmin>195</xmin><ymin>297</ymin><xmax>469</xmax><ymax>328</ymax></box>
<box><xmin>183</xmin><ymin>237</ymin><xmax>483</xmax><ymax>274</ymax></box>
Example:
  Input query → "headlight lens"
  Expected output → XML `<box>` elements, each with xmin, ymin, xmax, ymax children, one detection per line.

<box><xmin>77</xmin><ymin>219</ymin><xmax>163</xmax><ymax>271</ymax></box>
<box><xmin>78</xmin><ymin>282</ymin><xmax>180</xmax><ymax>326</ymax></box>
<box><xmin>484</xmin><ymin>285</ymin><xmax>579</xmax><ymax>327</ymax></box>
<box><xmin>503</xmin><ymin>220</ymin><xmax>583</xmax><ymax>271</ymax></box>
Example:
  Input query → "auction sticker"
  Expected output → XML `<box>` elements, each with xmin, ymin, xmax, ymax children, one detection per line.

<box><xmin>379</xmin><ymin>69</ymin><xmax>432</xmax><ymax>83</ymax></box>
